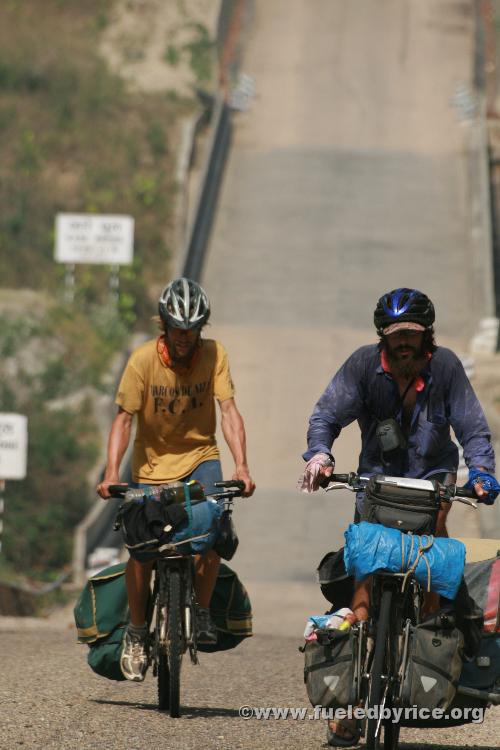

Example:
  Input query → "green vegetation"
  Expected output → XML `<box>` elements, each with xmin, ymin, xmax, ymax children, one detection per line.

<box><xmin>0</xmin><ymin>0</ymin><xmax>204</xmax><ymax>582</ymax></box>
<box><xmin>164</xmin><ymin>21</ymin><xmax>215</xmax><ymax>86</ymax></box>
<box><xmin>0</xmin><ymin>0</ymin><xmax>195</xmax><ymax>326</ymax></box>
<box><xmin>183</xmin><ymin>22</ymin><xmax>215</xmax><ymax>85</ymax></box>
<box><xmin>0</xmin><ymin>303</ymin><xmax>125</xmax><ymax>580</ymax></box>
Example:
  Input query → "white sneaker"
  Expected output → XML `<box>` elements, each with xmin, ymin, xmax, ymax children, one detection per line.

<box><xmin>120</xmin><ymin>629</ymin><xmax>148</xmax><ymax>681</ymax></box>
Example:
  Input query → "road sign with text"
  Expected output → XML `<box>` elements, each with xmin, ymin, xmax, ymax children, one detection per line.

<box><xmin>55</xmin><ymin>214</ymin><xmax>134</xmax><ymax>265</ymax></box>
<box><xmin>0</xmin><ymin>413</ymin><xmax>28</xmax><ymax>480</ymax></box>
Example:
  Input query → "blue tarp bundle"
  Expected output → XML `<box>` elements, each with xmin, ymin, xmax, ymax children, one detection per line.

<box><xmin>343</xmin><ymin>522</ymin><xmax>465</xmax><ymax>599</ymax></box>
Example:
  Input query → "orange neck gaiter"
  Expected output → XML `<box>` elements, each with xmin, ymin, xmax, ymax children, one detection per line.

<box><xmin>156</xmin><ymin>335</ymin><xmax>200</xmax><ymax>371</ymax></box>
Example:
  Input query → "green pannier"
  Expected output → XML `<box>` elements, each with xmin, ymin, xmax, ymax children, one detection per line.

<box><xmin>197</xmin><ymin>563</ymin><xmax>253</xmax><ymax>653</ymax></box>
<box><xmin>74</xmin><ymin>561</ymin><xmax>252</xmax><ymax>680</ymax></box>
<box><xmin>87</xmin><ymin>624</ymin><xmax>128</xmax><ymax>681</ymax></box>
<box><xmin>74</xmin><ymin>562</ymin><xmax>129</xmax><ymax>644</ymax></box>
<box><xmin>74</xmin><ymin>562</ymin><xmax>129</xmax><ymax>681</ymax></box>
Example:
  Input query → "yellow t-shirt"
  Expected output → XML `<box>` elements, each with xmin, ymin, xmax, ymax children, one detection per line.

<box><xmin>115</xmin><ymin>338</ymin><xmax>235</xmax><ymax>483</ymax></box>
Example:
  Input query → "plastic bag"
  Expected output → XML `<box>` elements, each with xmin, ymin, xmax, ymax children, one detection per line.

<box><xmin>344</xmin><ymin>521</ymin><xmax>465</xmax><ymax>599</ymax></box>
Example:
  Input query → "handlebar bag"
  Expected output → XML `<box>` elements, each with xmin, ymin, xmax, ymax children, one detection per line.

<box><xmin>303</xmin><ymin>628</ymin><xmax>358</xmax><ymax>710</ymax></box>
<box><xmin>361</xmin><ymin>475</ymin><xmax>440</xmax><ymax>534</ymax></box>
<box><xmin>401</xmin><ymin>619</ymin><xmax>464</xmax><ymax>711</ymax></box>
<box><xmin>119</xmin><ymin>494</ymin><xmax>222</xmax><ymax>561</ymax></box>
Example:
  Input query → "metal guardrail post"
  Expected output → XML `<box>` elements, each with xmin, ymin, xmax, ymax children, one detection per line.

<box><xmin>179</xmin><ymin>94</ymin><xmax>232</xmax><ymax>281</ymax></box>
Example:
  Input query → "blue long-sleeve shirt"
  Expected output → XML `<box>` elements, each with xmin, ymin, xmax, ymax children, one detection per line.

<box><xmin>304</xmin><ymin>345</ymin><xmax>495</xmax><ymax>479</ymax></box>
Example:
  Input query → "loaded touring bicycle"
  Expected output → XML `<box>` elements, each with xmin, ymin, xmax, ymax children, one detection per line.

<box><xmin>303</xmin><ymin>472</ymin><xmax>500</xmax><ymax>749</ymax></box>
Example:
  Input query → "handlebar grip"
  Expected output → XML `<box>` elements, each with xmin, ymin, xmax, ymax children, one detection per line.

<box><xmin>108</xmin><ymin>484</ymin><xmax>129</xmax><ymax>497</ymax></box>
<box><xmin>455</xmin><ymin>486</ymin><xmax>477</xmax><ymax>499</ymax></box>
<box><xmin>214</xmin><ymin>480</ymin><xmax>246</xmax><ymax>491</ymax></box>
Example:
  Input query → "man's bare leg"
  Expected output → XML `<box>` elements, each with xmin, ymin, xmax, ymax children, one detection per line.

<box><xmin>328</xmin><ymin>578</ymin><xmax>369</xmax><ymax>741</ymax></box>
<box><xmin>194</xmin><ymin>550</ymin><xmax>221</xmax><ymax>607</ymax></box>
<box><xmin>422</xmin><ymin>504</ymin><xmax>450</xmax><ymax>617</ymax></box>
<box><xmin>126</xmin><ymin>551</ymin><xmax>221</xmax><ymax>625</ymax></box>
<box><xmin>126</xmin><ymin>557</ymin><xmax>154</xmax><ymax>626</ymax></box>
<box><xmin>351</xmin><ymin>578</ymin><xmax>370</xmax><ymax>622</ymax></box>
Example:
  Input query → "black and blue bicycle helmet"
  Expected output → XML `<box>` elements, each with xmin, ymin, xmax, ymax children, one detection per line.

<box><xmin>374</xmin><ymin>288</ymin><xmax>435</xmax><ymax>333</ymax></box>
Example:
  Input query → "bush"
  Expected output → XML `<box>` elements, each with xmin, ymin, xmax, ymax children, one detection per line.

<box><xmin>0</xmin><ymin>305</ymin><xmax>117</xmax><ymax>579</ymax></box>
<box><xmin>1</xmin><ymin>403</ymin><xmax>99</xmax><ymax>576</ymax></box>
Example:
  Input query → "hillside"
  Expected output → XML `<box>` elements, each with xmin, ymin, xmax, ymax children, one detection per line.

<box><xmin>0</xmin><ymin>0</ymin><xmax>215</xmax><ymax>582</ymax></box>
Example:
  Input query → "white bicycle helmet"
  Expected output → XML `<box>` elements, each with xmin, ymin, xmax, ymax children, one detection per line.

<box><xmin>158</xmin><ymin>278</ymin><xmax>210</xmax><ymax>329</ymax></box>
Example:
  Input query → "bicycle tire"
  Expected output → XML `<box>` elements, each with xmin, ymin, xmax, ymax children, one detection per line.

<box><xmin>166</xmin><ymin>569</ymin><xmax>182</xmax><ymax>718</ymax></box>
<box><xmin>385</xmin><ymin>588</ymin><xmax>407</xmax><ymax>750</ymax></box>
<box><xmin>383</xmin><ymin>715</ymin><xmax>400</xmax><ymax>750</ymax></box>
<box><xmin>156</xmin><ymin>576</ymin><xmax>170</xmax><ymax>712</ymax></box>
<box><xmin>151</xmin><ymin>572</ymin><xmax>170</xmax><ymax>710</ymax></box>
<box><xmin>366</xmin><ymin>588</ymin><xmax>392</xmax><ymax>750</ymax></box>
<box><xmin>383</xmin><ymin>612</ymin><xmax>401</xmax><ymax>750</ymax></box>
<box><xmin>158</xmin><ymin>650</ymin><xmax>170</xmax><ymax>711</ymax></box>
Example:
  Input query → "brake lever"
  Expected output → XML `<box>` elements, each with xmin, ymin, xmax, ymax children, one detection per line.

<box><xmin>325</xmin><ymin>482</ymin><xmax>363</xmax><ymax>493</ymax></box>
<box><xmin>210</xmin><ymin>491</ymin><xmax>237</xmax><ymax>501</ymax></box>
<box><xmin>454</xmin><ymin>496</ymin><xmax>478</xmax><ymax>509</ymax></box>
<box><xmin>440</xmin><ymin>484</ymin><xmax>478</xmax><ymax>509</ymax></box>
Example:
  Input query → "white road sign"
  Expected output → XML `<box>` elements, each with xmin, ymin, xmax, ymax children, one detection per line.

<box><xmin>55</xmin><ymin>213</ymin><xmax>134</xmax><ymax>265</ymax></box>
<box><xmin>0</xmin><ymin>414</ymin><xmax>28</xmax><ymax>480</ymax></box>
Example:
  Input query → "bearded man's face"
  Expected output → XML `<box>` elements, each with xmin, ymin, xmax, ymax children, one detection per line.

<box><xmin>384</xmin><ymin>330</ymin><xmax>427</xmax><ymax>379</ymax></box>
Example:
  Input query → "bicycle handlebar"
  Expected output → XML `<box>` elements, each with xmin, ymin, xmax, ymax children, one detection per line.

<box><xmin>214</xmin><ymin>480</ymin><xmax>246</xmax><ymax>491</ymax></box>
<box><xmin>108</xmin><ymin>484</ymin><xmax>129</xmax><ymax>497</ymax></box>
<box><xmin>326</xmin><ymin>472</ymin><xmax>479</xmax><ymax>506</ymax></box>
<box><xmin>107</xmin><ymin>480</ymin><xmax>246</xmax><ymax>501</ymax></box>
<box><xmin>453</xmin><ymin>486</ymin><xmax>477</xmax><ymax>500</ymax></box>
<box><xmin>329</xmin><ymin>473</ymin><xmax>355</xmax><ymax>485</ymax></box>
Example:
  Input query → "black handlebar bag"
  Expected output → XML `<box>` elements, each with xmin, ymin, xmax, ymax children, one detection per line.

<box><xmin>361</xmin><ymin>475</ymin><xmax>440</xmax><ymax>535</ymax></box>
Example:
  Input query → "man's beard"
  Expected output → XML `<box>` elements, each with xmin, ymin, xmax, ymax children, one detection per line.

<box><xmin>165</xmin><ymin>332</ymin><xmax>200</xmax><ymax>365</ymax></box>
<box><xmin>384</xmin><ymin>342</ymin><xmax>428</xmax><ymax>380</ymax></box>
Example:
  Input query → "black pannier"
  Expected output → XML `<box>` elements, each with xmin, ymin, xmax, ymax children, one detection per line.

<box><xmin>317</xmin><ymin>548</ymin><xmax>355</xmax><ymax>607</ymax></box>
<box><xmin>440</xmin><ymin>577</ymin><xmax>484</xmax><ymax>659</ymax></box>
<box><xmin>361</xmin><ymin>475</ymin><xmax>440</xmax><ymax>534</ymax></box>
<box><xmin>303</xmin><ymin>628</ymin><xmax>358</xmax><ymax>709</ymax></box>
<box><xmin>401</xmin><ymin>617</ymin><xmax>464</xmax><ymax>711</ymax></box>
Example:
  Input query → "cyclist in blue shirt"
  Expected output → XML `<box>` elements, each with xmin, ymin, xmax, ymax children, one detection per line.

<box><xmin>299</xmin><ymin>287</ymin><xmax>499</xmax><ymax>745</ymax></box>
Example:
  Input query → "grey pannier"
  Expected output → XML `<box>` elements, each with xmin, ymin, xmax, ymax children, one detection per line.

<box><xmin>401</xmin><ymin>620</ymin><xmax>464</xmax><ymax>710</ymax></box>
<box><xmin>303</xmin><ymin>629</ymin><xmax>356</xmax><ymax>709</ymax></box>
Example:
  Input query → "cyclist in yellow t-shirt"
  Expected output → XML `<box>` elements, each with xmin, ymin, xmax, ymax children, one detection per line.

<box><xmin>97</xmin><ymin>277</ymin><xmax>255</xmax><ymax>681</ymax></box>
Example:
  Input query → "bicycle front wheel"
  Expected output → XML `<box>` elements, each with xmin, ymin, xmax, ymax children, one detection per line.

<box><xmin>158</xmin><ymin>569</ymin><xmax>182</xmax><ymax>717</ymax></box>
<box><xmin>366</xmin><ymin>587</ymin><xmax>392</xmax><ymax>750</ymax></box>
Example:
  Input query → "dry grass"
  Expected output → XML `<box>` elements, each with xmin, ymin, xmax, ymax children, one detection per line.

<box><xmin>0</xmin><ymin>0</ymin><xmax>196</xmax><ymax>325</ymax></box>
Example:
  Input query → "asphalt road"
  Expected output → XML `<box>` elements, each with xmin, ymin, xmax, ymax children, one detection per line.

<box><xmin>1</xmin><ymin>621</ymin><xmax>499</xmax><ymax>750</ymax></box>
